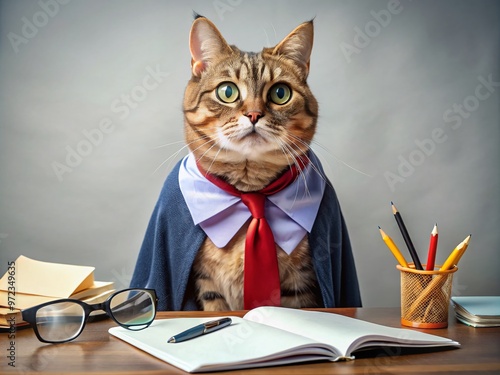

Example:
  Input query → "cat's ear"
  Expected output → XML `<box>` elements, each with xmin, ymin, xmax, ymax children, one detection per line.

<box><xmin>272</xmin><ymin>21</ymin><xmax>314</xmax><ymax>78</ymax></box>
<box><xmin>189</xmin><ymin>16</ymin><xmax>232</xmax><ymax>77</ymax></box>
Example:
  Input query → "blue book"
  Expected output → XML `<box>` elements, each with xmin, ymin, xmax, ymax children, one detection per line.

<box><xmin>451</xmin><ymin>296</ymin><xmax>500</xmax><ymax>327</ymax></box>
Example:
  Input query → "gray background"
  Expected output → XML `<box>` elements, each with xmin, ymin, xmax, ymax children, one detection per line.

<box><xmin>1</xmin><ymin>0</ymin><xmax>498</xmax><ymax>308</ymax></box>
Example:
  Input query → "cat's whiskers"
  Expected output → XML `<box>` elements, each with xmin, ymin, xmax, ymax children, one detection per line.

<box><xmin>193</xmin><ymin>136</ymin><xmax>219</xmax><ymax>164</ymax></box>
<box><xmin>283</xmin><ymin>133</ymin><xmax>335</xmax><ymax>189</ymax></box>
<box><xmin>276</xmin><ymin>137</ymin><xmax>314</xmax><ymax>201</ymax></box>
<box><xmin>198</xmin><ymin>139</ymin><xmax>227</xmax><ymax>177</ymax></box>
<box><xmin>193</xmin><ymin>128</ymin><xmax>247</xmax><ymax>179</ymax></box>
<box><xmin>281</xmin><ymin>132</ymin><xmax>328</xmax><ymax>188</ymax></box>
<box><xmin>151</xmin><ymin>135</ymin><xmax>214</xmax><ymax>177</ymax></box>
<box><xmin>150</xmin><ymin>140</ymin><xmax>186</xmax><ymax>149</ymax></box>
<box><xmin>150</xmin><ymin>143</ymin><xmax>191</xmax><ymax>177</ymax></box>
<box><xmin>244</xmin><ymin>125</ymin><xmax>312</xmax><ymax>201</ymax></box>
<box><xmin>306</xmin><ymin>137</ymin><xmax>372</xmax><ymax>178</ymax></box>
<box><xmin>270</xmin><ymin>135</ymin><xmax>303</xmax><ymax>208</ymax></box>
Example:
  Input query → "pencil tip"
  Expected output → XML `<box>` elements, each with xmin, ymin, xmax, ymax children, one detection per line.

<box><xmin>167</xmin><ymin>337</ymin><xmax>175</xmax><ymax>343</ymax></box>
<box><xmin>390</xmin><ymin>201</ymin><xmax>394</xmax><ymax>205</ymax></box>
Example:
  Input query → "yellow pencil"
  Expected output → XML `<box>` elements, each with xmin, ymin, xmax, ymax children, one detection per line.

<box><xmin>453</xmin><ymin>234</ymin><xmax>471</xmax><ymax>265</ymax></box>
<box><xmin>439</xmin><ymin>235</ymin><xmax>471</xmax><ymax>271</ymax></box>
<box><xmin>379</xmin><ymin>226</ymin><xmax>409</xmax><ymax>267</ymax></box>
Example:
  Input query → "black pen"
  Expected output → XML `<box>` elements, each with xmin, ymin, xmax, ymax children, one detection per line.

<box><xmin>167</xmin><ymin>317</ymin><xmax>232</xmax><ymax>343</ymax></box>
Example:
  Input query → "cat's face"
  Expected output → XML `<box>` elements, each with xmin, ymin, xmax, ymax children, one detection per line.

<box><xmin>183</xmin><ymin>16</ymin><xmax>318</xmax><ymax>190</ymax></box>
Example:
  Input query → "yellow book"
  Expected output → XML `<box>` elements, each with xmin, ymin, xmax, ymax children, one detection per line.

<box><xmin>0</xmin><ymin>307</ymin><xmax>23</xmax><ymax>326</ymax></box>
<box><xmin>0</xmin><ymin>256</ymin><xmax>113</xmax><ymax>309</ymax></box>
<box><xmin>70</xmin><ymin>281</ymin><xmax>115</xmax><ymax>301</ymax></box>
<box><xmin>0</xmin><ymin>281</ymin><xmax>115</xmax><ymax>309</ymax></box>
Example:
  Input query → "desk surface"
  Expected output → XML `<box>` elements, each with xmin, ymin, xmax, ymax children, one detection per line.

<box><xmin>2</xmin><ymin>307</ymin><xmax>500</xmax><ymax>374</ymax></box>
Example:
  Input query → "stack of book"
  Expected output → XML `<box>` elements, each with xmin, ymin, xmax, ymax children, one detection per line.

<box><xmin>451</xmin><ymin>296</ymin><xmax>500</xmax><ymax>327</ymax></box>
<box><xmin>0</xmin><ymin>255</ymin><xmax>114</xmax><ymax>330</ymax></box>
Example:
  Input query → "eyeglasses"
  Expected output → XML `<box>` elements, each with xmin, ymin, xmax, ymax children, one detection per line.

<box><xmin>22</xmin><ymin>288</ymin><xmax>158</xmax><ymax>343</ymax></box>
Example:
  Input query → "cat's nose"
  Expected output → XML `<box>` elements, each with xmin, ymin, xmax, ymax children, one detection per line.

<box><xmin>245</xmin><ymin>111</ymin><xmax>263</xmax><ymax>125</ymax></box>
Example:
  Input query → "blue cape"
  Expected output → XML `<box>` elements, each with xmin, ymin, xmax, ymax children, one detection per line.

<box><xmin>130</xmin><ymin>160</ymin><xmax>362</xmax><ymax>310</ymax></box>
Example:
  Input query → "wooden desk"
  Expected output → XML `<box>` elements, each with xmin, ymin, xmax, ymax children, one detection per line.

<box><xmin>2</xmin><ymin>308</ymin><xmax>499</xmax><ymax>374</ymax></box>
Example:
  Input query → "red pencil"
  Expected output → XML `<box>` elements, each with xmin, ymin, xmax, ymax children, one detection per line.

<box><xmin>426</xmin><ymin>224</ymin><xmax>438</xmax><ymax>270</ymax></box>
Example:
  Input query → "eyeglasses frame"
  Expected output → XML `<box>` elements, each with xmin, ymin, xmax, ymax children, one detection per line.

<box><xmin>22</xmin><ymin>288</ymin><xmax>158</xmax><ymax>343</ymax></box>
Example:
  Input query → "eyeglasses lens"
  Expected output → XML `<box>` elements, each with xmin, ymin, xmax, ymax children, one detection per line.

<box><xmin>36</xmin><ymin>301</ymin><xmax>86</xmax><ymax>342</ymax></box>
<box><xmin>110</xmin><ymin>290</ymin><xmax>155</xmax><ymax>329</ymax></box>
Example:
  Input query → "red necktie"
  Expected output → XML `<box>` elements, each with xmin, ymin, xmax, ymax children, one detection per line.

<box><xmin>197</xmin><ymin>159</ymin><xmax>307</xmax><ymax>309</ymax></box>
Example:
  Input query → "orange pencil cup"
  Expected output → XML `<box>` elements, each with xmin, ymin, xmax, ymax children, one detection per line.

<box><xmin>397</xmin><ymin>263</ymin><xmax>457</xmax><ymax>328</ymax></box>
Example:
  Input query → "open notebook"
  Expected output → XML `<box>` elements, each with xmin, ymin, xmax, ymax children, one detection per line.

<box><xmin>109</xmin><ymin>306</ymin><xmax>460</xmax><ymax>373</ymax></box>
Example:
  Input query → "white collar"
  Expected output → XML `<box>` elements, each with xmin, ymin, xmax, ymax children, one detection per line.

<box><xmin>178</xmin><ymin>151</ymin><xmax>326</xmax><ymax>254</ymax></box>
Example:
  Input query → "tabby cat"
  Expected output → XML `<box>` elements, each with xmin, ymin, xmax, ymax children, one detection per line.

<box><xmin>184</xmin><ymin>15</ymin><xmax>322</xmax><ymax>311</ymax></box>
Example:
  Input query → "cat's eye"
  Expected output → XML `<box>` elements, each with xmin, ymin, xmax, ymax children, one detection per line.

<box><xmin>216</xmin><ymin>82</ymin><xmax>239</xmax><ymax>103</ymax></box>
<box><xmin>269</xmin><ymin>83</ymin><xmax>292</xmax><ymax>105</ymax></box>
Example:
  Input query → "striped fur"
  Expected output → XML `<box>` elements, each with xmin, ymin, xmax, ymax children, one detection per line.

<box><xmin>183</xmin><ymin>17</ymin><xmax>321</xmax><ymax>310</ymax></box>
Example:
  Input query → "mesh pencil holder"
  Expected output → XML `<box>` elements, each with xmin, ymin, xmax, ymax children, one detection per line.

<box><xmin>397</xmin><ymin>263</ymin><xmax>457</xmax><ymax>328</ymax></box>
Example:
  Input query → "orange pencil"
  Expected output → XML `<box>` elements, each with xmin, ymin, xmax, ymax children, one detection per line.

<box><xmin>425</xmin><ymin>224</ymin><xmax>438</xmax><ymax>270</ymax></box>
